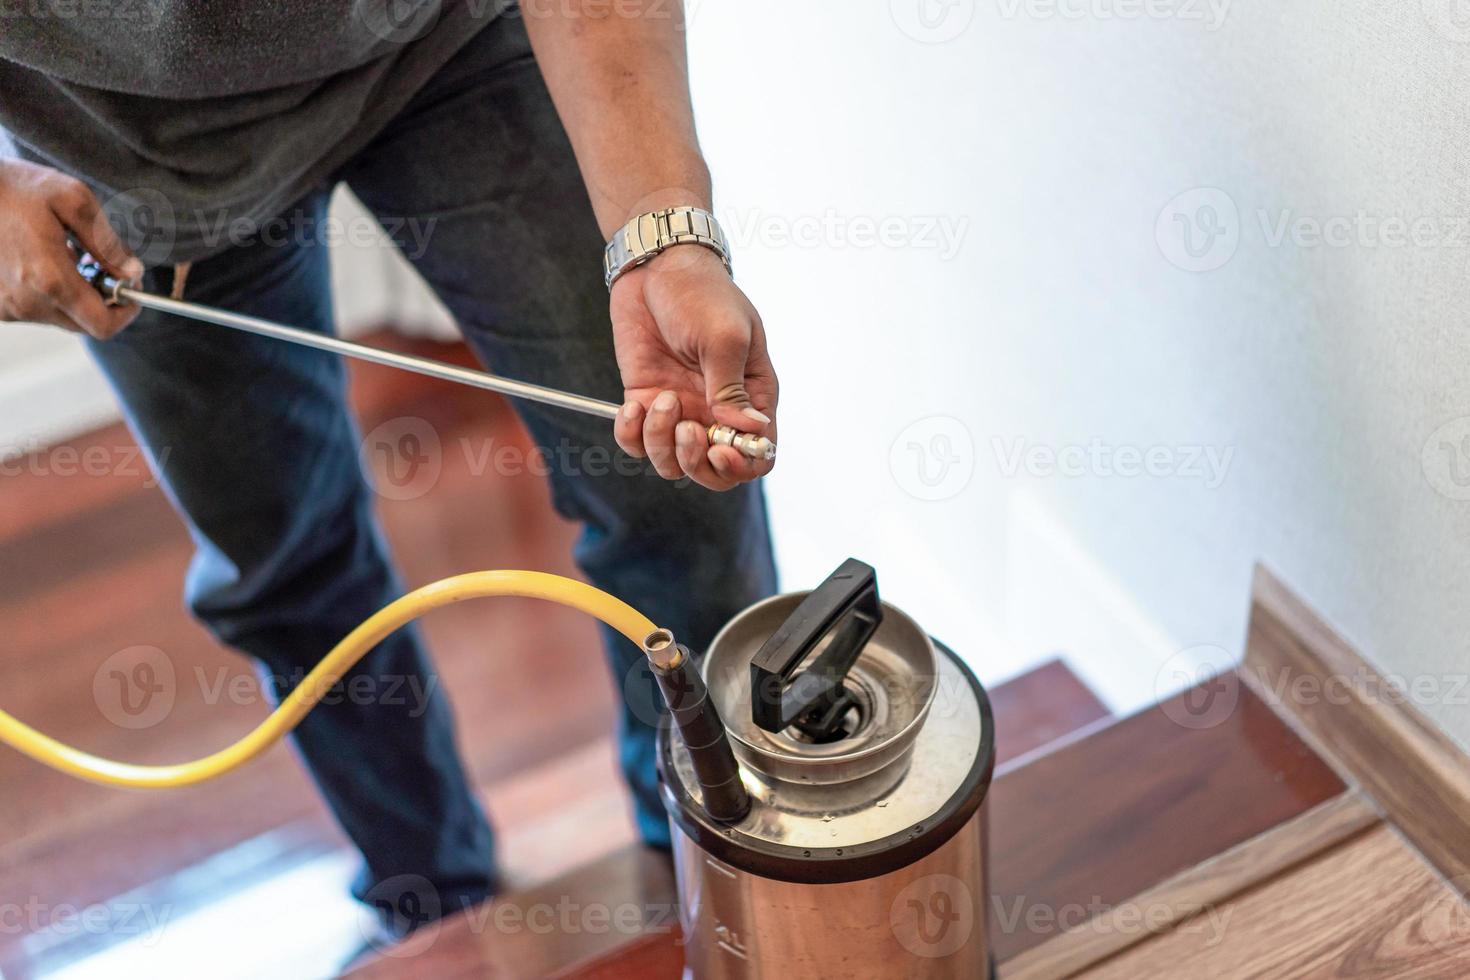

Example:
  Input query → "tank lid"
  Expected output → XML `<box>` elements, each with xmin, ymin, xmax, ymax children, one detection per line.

<box><xmin>660</xmin><ymin>639</ymin><xmax>993</xmax><ymax>884</ymax></box>
<box><xmin>702</xmin><ymin>566</ymin><xmax>939</xmax><ymax>799</ymax></box>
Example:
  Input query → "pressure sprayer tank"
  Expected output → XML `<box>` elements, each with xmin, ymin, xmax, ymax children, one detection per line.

<box><xmin>656</xmin><ymin>559</ymin><xmax>995</xmax><ymax>979</ymax></box>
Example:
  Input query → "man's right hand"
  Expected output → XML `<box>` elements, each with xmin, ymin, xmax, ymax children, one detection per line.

<box><xmin>0</xmin><ymin>160</ymin><xmax>143</xmax><ymax>339</ymax></box>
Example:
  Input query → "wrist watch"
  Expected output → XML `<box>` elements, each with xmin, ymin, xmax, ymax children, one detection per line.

<box><xmin>603</xmin><ymin>206</ymin><xmax>732</xmax><ymax>290</ymax></box>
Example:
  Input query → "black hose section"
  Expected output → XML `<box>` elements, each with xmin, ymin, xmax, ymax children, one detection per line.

<box><xmin>651</xmin><ymin>647</ymin><xmax>751</xmax><ymax>824</ymax></box>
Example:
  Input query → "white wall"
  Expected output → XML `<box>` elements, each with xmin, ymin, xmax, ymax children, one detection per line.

<box><xmin>7</xmin><ymin>2</ymin><xmax>1469</xmax><ymax>742</ymax></box>
<box><xmin>682</xmin><ymin>0</ymin><xmax>1470</xmax><ymax>735</ymax></box>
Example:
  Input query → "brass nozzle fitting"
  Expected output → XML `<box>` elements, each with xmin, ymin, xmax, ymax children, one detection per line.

<box><xmin>708</xmin><ymin>425</ymin><xmax>776</xmax><ymax>462</ymax></box>
<box><xmin>641</xmin><ymin>628</ymin><xmax>686</xmax><ymax>671</ymax></box>
<box><xmin>638</xmin><ymin>626</ymin><xmax>751</xmax><ymax>823</ymax></box>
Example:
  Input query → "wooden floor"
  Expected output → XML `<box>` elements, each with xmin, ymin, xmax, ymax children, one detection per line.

<box><xmin>499</xmin><ymin>681</ymin><xmax>1470</xmax><ymax>980</ymax></box>
<box><xmin>0</xmin><ymin>336</ymin><xmax>1118</xmax><ymax>980</ymax></box>
<box><xmin>0</xmin><ymin>336</ymin><xmax>631</xmax><ymax>979</ymax></box>
<box><xmin>1082</xmin><ymin>823</ymin><xmax>1470</xmax><ymax>979</ymax></box>
<box><xmin>8</xmin><ymin>335</ymin><xmax>1469</xmax><ymax>978</ymax></box>
<box><xmin>345</xmin><ymin>659</ymin><xmax>1116</xmax><ymax>978</ymax></box>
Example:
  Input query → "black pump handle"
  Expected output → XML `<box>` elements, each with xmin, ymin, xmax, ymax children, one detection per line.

<box><xmin>749</xmin><ymin>558</ymin><xmax>883</xmax><ymax>735</ymax></box>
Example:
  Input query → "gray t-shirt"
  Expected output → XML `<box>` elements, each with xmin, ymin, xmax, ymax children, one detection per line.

<box><xmin>0</xmin><ymin>2</ymin><xmax>500</xmax><ymax>262</ymax></box>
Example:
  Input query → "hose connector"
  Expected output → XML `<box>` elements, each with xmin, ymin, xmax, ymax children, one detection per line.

<box><xmin>641</xmin><ymin>628</ymin><xmax>751</xmax><ymax>824</ymax></box>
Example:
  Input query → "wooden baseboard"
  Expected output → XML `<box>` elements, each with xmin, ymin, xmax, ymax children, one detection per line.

<box><xmin>999</xmin><ymin>562</ymin><xmax>1470</xmax><ymax>979</ymax></box>
<box><xmin>1240</xmin><ymin>564</ymin><xmax>1470</xmax><ymax>895</ymax></box>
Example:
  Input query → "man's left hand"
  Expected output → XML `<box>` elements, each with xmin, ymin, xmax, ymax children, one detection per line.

<box><xmin>610</xmin><ymin>245</ymin><xmax>778</xmax><ymax>491</ymax></box>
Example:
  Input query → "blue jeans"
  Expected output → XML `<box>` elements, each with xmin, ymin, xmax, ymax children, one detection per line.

<box><xmin>84</xmin><ymin>18</ymin><xmax>777</xmax><ymax>917</ymax></box>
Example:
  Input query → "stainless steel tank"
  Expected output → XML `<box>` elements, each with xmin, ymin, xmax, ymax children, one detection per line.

<box><xmin>656</xmin><ymin>559</ymin><xmax>995</xmax><ymax>979</ymax></box>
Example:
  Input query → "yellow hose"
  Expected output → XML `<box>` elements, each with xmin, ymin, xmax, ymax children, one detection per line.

<box><xmin>0</xmin><ymin>570</ymin><xmax>657</xmax><ymax>790</ymax></box>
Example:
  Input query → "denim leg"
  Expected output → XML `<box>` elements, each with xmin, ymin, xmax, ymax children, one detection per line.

<box><xmin>339</xmin><ymin>19</ymin><xmax>779</xmax><ymax>847</ymax></box>
<box><xmin>83</xmin><ymin>190</ymin><xmax>496</xmax><ymax>912</ymax></box>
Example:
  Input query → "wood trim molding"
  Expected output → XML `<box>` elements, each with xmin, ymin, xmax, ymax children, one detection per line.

<box><xmin>999</xmin><ymin>792</ymin><xmax>1380</xmax><ymax>980</ymax></box>
<box><xmin>1240</xmin><ymin>564</ymin><xmax>1470</xmax><ymax>895</ymax></box>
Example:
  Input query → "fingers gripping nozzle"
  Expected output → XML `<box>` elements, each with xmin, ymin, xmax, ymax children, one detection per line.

<box><xmin>641</xmin><ymin>628</ymin><xmax>751</xmax><ymax>823</ymax></box>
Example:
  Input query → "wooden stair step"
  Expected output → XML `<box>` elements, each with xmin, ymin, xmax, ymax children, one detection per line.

<box><xmin>989</xmin><ymin>678</ymin><xmax>1344</xmax><ymax>963</ymax></box>
<box><xmin>470</xmin><ymin>671</ymin><xmax>1343</xmax><ymax>978</ymax></box>
<box><xmin>346</xmin><ymin>845</ymin><xmax>679</xmax><ymax>980</ymax></box>
<box><xmin>989</xmin><ymin>657</ymin><xmax>1111</xmax><ymax>766</ymax></box>
<box><xmin>1079</xmin><ymin>823</ymin><xmax>1470</xmax><ymax>978</ymax></box>
<box><xmin>347</xmin><ymin>657</ymin><xmax>1113</xmax><ymax>978</ymax></box>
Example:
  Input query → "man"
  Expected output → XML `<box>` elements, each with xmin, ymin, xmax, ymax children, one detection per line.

<box><xmin>0</xmin><ymin>0</ymin><xmax>778</xmax><ymax>933</ymax></box>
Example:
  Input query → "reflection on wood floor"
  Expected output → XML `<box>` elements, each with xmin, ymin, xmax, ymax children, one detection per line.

<box><xmin>0</xmin><ymin>334</ymin><xmax>639</xmax><ymax>979</ymax></box>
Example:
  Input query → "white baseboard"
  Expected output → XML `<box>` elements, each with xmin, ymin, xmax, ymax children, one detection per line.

<box><xmin>0</xmin><ymin>329</ymin><xmax>119</xmax><ymax>459</ymax></box>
